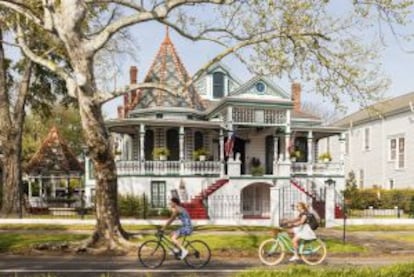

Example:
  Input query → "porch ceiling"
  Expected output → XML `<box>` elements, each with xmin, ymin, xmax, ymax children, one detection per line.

<box><xmin>292</xmin><ymin>126</ymin><xmax>346</xmax><ymax>139</ymax></box>
<box><xmin>106</xmin><ymin>118</ymin><xmax>222</xmax><ymax>134</ymax></box>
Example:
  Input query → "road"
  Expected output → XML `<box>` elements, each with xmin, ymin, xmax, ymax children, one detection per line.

<box><xmin>1</xmin><ymin>255</ymin><xmax>414</xmax><ymax>276</ymax></box>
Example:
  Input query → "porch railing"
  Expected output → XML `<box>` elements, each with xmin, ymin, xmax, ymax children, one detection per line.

<box><xmin>116</xmin><ymin>160</ymin><xmax>221</xmax><ymax>176</ymax></box>
<box><xmin>291</xmin><ymin>162</ymin><xmax>343</xmax><ymax>176</ymax></box>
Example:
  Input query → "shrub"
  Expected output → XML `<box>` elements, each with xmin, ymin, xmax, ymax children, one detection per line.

<box><xmin>250</xmin><ymin>158</ymin><xmax>264</xmax><ymax>176</ymax></box>
<box><xmin>409</xmin><ymin>196</ymin><xmax>414</xmax><ymax>218</ymax></box>
<box><xmin>152</xmin><ymin>147</ymin><xmax>170</xmax><ymax>160</ymax></box>
<box><xmin>192</xmin><ymin>148</ymin><xmax>209</xmax><ymax>160</ymax></box>
<box><xmin>159</xmin><ymin>208</ymin><xmax>172</xmax><ymax>217</ymax></box>
<box><xmin>318</xmin><ymin>152</ymin><xmax>332</xmax><ymax>161</ymax></box>
<box><xmin>118</xmin><ymin>193</ymin><xmax>149</xmax><ymax>218</ymax></box>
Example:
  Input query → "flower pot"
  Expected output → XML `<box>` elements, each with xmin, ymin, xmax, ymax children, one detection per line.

<box><xmin>159</xmin><ymin>155</ymin><xmax>167</xmax><ymax>161</ymax></box>
<box><xmin>290</xmin><ymin>157</ymin><xmax>296</xmax><ymax>162</ymax></box>
<box><xmin>199</xmin><ymin>155</ymin><xmax>206</xmax><ymax>161</ymax></box>
<box><xmin>323</xmin><ymin>158</ymin><xmax>330</xmax><ymax>163</ymax></box>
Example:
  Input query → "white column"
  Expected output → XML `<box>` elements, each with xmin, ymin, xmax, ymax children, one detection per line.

<box><xmin>28</xmin><ymin>178</ymin><xmax>32</xmax><ymax>201</ymax></box>
<box><xmin>270</xmin><ymin>185</ymin><xmax>281</xmax><ymax>226</ymax></box>
<box><xmin>219</xmin><ymin>128</ymin><xmax>225</xmax><ymax>177</ymax></box>
<box><xmin>339</xmin><ymin>133</ymin><xmax>346</xmax><ymax>175</ymax></box>
<box><xmin>39</xmin><ymin>176</ymin><xmax>43</xmax><ymax>199</ymax></box>
<box><xmin>273</xmin><ymin>135</ymin><xmax>279</xmax><ymax>175</ymax></box>
<box><xmin>227</xmin><ymin>105</ymin><xmax>234</xmax><ymax>158</ymax></box>
<box><xmin>307</xmin><ymin>131</ymin><xmax>314</xmax><ymax>176</ymax></box>
<box><xmin>284</xmin><ymin>110</ymin><xmax>291</xmax><ymax>162</ymax></box>
<box><xmin>139</xmin><ymin>124</ymin><xmax>145</xmax><ymax>173</ymax></box>
<box><xmin>325</xmin><ymin>182</ymin><xmax>337</xmax><ymax>228</ymax></box>
<box><xmin>179</xmin><ymin>126</ymin><xmax>185</xmax><ymax>175</ymax></box>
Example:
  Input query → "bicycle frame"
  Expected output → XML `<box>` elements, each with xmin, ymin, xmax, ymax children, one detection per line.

<box><xmin>155</xmin><ymin>232</ymin><xmax>189</xmax><ymax>256</ymax></box>
<box><xmin>274</xmin><ymin>231</ymin><xmax>309</xmax><ymax>255</ymax></box>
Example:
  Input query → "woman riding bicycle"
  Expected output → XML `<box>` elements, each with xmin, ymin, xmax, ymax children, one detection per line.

<box><xmin>162</xmin><ymin>197</ymin><xmax>193</xmax><ymax>260</ymax></box>
<box><xmin>283</xmin><ymin>202</ymin><xmax>316</xmax><ymax>262</ymax></box>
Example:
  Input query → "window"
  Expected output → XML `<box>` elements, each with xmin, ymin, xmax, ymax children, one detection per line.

<box><xmin>151</xmin><ymin>181</ymin><xmax>166</xmax><ymax>208</ymax></box>
<box><xmin>359</xmin><ymin>169</ymin><xmax>364</xmax><ymax>189</ymax></box>
<box><xmin>389</xmin><ymin>138</ymin><xmax>397</xmax><ymax>161</ymax></box>
<box><xmin>194</xmin><ymin>131</ymin><xmax>204</xmax><ymax>151</ymax></box>
<box><xmin>398</xmin><ymin>137</ymin><xmax>405</xmax><ymax>169</ymax></box>
<box><xmin>364</xmin><ymin>128</ymin><xmax>370</xmax><ymax>150</ymax></box>
<box><xmin>213</xmin><ymin>72</ymin><xmax>225</xmax><ymax>98</ymax></box>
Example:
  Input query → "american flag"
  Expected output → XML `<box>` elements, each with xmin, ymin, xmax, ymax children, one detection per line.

<box><xmin>224</xmin><ymin>134</ymin><xmax>235</xmax><ymax>158</ymax></box>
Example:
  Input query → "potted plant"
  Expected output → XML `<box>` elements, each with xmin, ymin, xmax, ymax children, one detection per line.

<box><xmin>318</xmin><ymin>152</ymin><xmax>332</xmax><ymax>163</ymax></box>
<box><xmin>192</xmin><ymin>148</ymin><xmax>209</xmax><ymax>161</ymax></box>
<box><xmin>250</xmin><ymin>157</ymin><xmax>264</xmax><ymax>176</ymax></box>
<box><xmin>153</xmin><ymin>147</ymin><xmax>170</xmax><ymax>160</ymax></box>
<box><xmin>289</xmin><ymin>149</ymin><xmax>301</xmax><ymax>162</ymax></box>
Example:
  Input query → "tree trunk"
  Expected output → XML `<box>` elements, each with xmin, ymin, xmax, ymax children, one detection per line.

<box><xmin>74</xmin><ymin>59</ymin><xmax>129</xmax><ymax>249</ymax></box>
<box><xmin>0</xmin><ymin>142</ymin><xmax>22</xmax><ymax>216</ymax></box>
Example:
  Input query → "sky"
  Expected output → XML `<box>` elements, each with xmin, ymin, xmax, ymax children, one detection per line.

<box><xmin>101</xmin><ymin>14</ymin><xmax>414</xmax><ymax>119</ymax></box>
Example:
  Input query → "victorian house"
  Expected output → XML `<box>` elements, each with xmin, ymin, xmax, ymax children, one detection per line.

<box><xmin>85</xmin><ymin>31</ymin><xmax>346</xmax><ymax>224</ymax></box>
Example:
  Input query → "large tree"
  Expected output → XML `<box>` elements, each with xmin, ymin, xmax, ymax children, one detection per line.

<box><xmin>0</xmin><ymin>0</ymin><xmax>411</xmax><ymax>249</ymax></box>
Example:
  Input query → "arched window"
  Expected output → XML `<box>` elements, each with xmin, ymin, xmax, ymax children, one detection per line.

<box><xmin>213</xmin><ymin>72</ymin><xmax>225</xmax><ymax>98</ymax></box>
<box><xmin>194</xmin><ymin>131</ymin><xmax>204</xmax><ymax>151</ymax></box>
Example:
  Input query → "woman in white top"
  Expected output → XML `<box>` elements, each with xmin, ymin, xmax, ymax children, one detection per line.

<box><xmin>284</xmin><ymin>202</ymin><xmax>317</xmax><ymax>262</ymax></box>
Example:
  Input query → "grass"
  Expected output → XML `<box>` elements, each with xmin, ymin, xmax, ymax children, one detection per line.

<box><xmin>237</xmin><ymin>263</ymin><xmax>414</xmax><ymax>277</ymax></box>
<box><xmin>0</xmin><ymin>233</ymin><xmax>88</xmax><ymax>253</ymax></box>
<box><xmin>377</xmin><ymin>233</ymin><xmax>414</xmax><ymax>243</ymax></box>
<box><xmin>134</xmin><ymin>234</ymin><xmax>366</xmax><ymax>256</ymax></box>
<box><xmin>332</xmin><ymin>225</ymin><xmax>414</xmax><ymax>232</ymax></box>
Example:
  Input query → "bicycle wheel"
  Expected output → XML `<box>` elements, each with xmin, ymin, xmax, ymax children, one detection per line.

<box><xmin>258</xmin><ymin>238</ymin><xmax>285</xmax><ymax>266</ymax></box>
<box><xmin>184</xmin><ymin>240</ymin><xmax>211</xmax><ymax>269</ymax></box>
<box><xmin>300</xmin><ymin>238</ymin><xmax>327</xmax><ymax>265</ymax></box>
<box><xmin>138</xmin><ymin>240</ymin><xmax>166</xmax><ymax>268</ymax></box>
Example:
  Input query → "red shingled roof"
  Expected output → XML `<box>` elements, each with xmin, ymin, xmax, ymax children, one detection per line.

<box><xmin>125</xmin><ymin>29</ymin><xmax>205</xmax><ymax>115</ymax></box>
<box><xmin>25</xmin><ymin>126</ymin><xmax>83</xmax><ymax>175</ymax></box>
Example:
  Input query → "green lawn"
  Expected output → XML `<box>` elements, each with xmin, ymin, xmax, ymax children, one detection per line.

<box><xmin>237</xmin><ymin>263</ymin><xmax>414</xmax><ymax>277</ymax></box>
<box><xmin>0</xmin><ymin>232</ymin><xmax>365</xmax><ymax>256</ymax></box>
<box><xmin>332</xmin><ymin>225</ymin><xmax>414</xmax><ymax>232</ymax></box>
<box><xmin>0</xmin><ymin>233</ymin><xmax>88</xmax><ymax>253</ymax></box>
<box><xmin>377</xmin><ymin>233</ymin><xmax>414</xmax><ymax>243</ymax></box>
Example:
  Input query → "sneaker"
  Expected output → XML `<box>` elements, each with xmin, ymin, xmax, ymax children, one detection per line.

<box><xmin>180</xmin><ymin>248</ymin><xmax>188</xmax><ymax>260</ymax></box>
<box><xmin>289</xmin><ymin>256</ymin><xmax>300</xmax><ymax>262</ymax></box>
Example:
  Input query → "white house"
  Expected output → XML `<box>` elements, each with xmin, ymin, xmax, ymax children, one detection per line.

<box><xmin>85</xmin><ymin>31</ymin><xmax>346</xmax><ymax>224</ymax></box>
<box><xmin>321</xmin><ymin>92</ymin><xmax>414</xmax><ymax>190</ymax></box>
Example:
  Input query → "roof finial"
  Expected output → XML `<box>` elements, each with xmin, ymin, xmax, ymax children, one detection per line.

<box><xmin>163</xmin><ymin>25</ymin><xmax>171</xmax><ymax>43</ymax></box>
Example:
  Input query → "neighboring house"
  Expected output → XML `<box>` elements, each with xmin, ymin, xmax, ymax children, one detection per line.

<box><xmin>321</xmin><ymin>92</ymin><xmax>414</xmax><ymax>190</ymax></box>
<box><xmin>86</xmin><ymin>31</ymin><xmax>346</xmax><ymax>224</ymax></box>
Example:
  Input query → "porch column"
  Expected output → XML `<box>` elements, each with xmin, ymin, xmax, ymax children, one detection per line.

<box><xmin>139</xmin><ymin>124</ymin><xmax>145</xmax><ymax>173</ymax></box>
<box><xmin>284</xmin><ymin>110</ymin><xmax>291</xmax><ymax>162</ymax></box>
<box><xmin>179</xmin><ymin>126</ymin><xmax>185</xmax><ymax>175</ymax></box>
<box><xmin>28</xmin><ymin>178</ymin><xmax>32</xmax><ymax>201</ymax></box>
<box><xmin>339</xmin><ymin>133</ymin><xmax>346</xmax><ymax>175</ymax></box>
<box><xmin>273</xmin><ymin>134</ymin><xmax>279</xmax><ymax>175</ymax></box>
<box><xmin>39</xmin><ymin>176</ymin><xmax>43</xmax><ymax>200</ymax></box>
<box><xmin>307</xmin><ymin>131</ymin><xmax>314</xmax><ymax>176</ymax></box>
<box><xmin>219</xmin><ymin>128</ymin><xmax>225</xmax><ymax>177</ymax></box>
<box><xmin>270</xmin><ymin>185</ymin><xmax>281</xmax><ymax>226</ymax></box>
<box><xmin>227</xmin><ymin>105</ymin><xmax>234</xmax><ymax>158</ymax></box>
<box><xmin>325</xmin><ymin>180</ymin><xmax>336</xmax><ymax>228</ymax></box>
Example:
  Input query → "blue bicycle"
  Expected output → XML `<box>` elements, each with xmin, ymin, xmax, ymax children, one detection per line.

<box><xmin>259</xmin><ymin>228</ymin><xmax>327</xmax><ymax>266</ymax></box>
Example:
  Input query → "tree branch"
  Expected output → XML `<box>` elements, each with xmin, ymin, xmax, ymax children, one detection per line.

<box><xmin>0</xmin><ymin>0</ymin><xmax>45</xmax><ymax>29</ymax></box>
<box><xmin>16</xmin><ymin>23</ymin><xmax>70</xmax><ymax>84</ymax></box>
<box><xmin>96</xmin><ymin>82</ymin><xmax>178</xmax><ymax>104</ymax></box>
<box><xmin>86</xmin><ymin>0</ymin><xmax>236</xmax><ymax>53</ymax></box>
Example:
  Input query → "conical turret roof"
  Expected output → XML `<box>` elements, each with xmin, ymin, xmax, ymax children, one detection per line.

<box><xmin>128</xmin><ymin>29</ymin><xmax>204</xmax><ymax>113</ymax></box>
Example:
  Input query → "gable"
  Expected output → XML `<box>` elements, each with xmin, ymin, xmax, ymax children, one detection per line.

<box><xmin>229</xmin><ymin>76</ymin><xmax>289</xmax><ymax>100</ymax></box>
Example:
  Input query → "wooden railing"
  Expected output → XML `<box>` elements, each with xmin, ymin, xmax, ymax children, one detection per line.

<box><xmin>116</xmin><ymin>160</ymin><xmax>221</xmax><ymax>176</ymax></box>
<box><xmin>291</xmin><ymin>162</ymin><xmax>344</xmax><ymax>176</ymax></box>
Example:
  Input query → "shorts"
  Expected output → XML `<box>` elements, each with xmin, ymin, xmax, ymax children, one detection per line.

<box><xmin>174</xmin><ymin>226</ymin><xmax>193</xmax><ymax>237</ymax></box>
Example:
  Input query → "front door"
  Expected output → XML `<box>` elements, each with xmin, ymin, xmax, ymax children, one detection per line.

<box><xmin>166</xmin><ymin>128</ymin><xmax>179</xmax><ymax>161</ymax></box>
<box><xmin>265</xmin><ymin>135</ymin><xmax>282</xmax><ymax>174</ymax></box>
<box><xmin>233</xmin><ymin>137</ymin><xmax>246</xmax><ymax>174</ymax></box>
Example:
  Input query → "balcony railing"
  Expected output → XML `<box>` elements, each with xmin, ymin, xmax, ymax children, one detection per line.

<box><xmin>291</xmin><ymin>162</ymin><xmax>344</xmax><ymax>176</ymax></box>
<box><xmin>116</xmin><ymin>160</ymin><xmax>221</xmax><ymax>176</ymax></box>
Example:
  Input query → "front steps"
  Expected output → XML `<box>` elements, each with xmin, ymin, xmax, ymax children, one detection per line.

<box><xmin>182</xmin><ymin>179</ymin><xmax>229</xmax><ymax>219</ymax></box>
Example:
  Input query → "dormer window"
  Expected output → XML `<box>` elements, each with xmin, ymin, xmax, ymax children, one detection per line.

<box><xmin>213</xmin><ymin>72</ymin><xmax>225</xmax><ymax>98</ymax></box>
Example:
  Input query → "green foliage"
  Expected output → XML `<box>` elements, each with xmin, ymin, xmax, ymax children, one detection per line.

<box><xmin>343</xmin><ymin>174</ymin><xmax>414</xmax><ymax>212</ymax></box>
<box><xmin>318</xmin><ymin>152</ymin><xmax>332</xmax><ymax>161</ymax></box>
<box><xmin>192</xmin><ymin>148</ymin><xmax>209</xmax><ymax>160</ymax></box>
<box><xmin>118</xmin><ymin>193</ymin><xmax>149</xmax><ymax>218</ymax></box>
<box><xmin>250</xmin><ymin>158</ymin><xmax>264</xmax><ymax>176</ymax></box>
<box><xmin>22</xmin><ymin>105</ymin><xmax>84</xmax><ymax>164</ymax></box>
<box><xmin>409</xmin><ymin>196</ymin><xmax>414</xmax><ymax>218</ymax></box>
<box><xmin>152</xmin><ymin>147</ymin><xmax>170</xmax><ymax>160</ymax></box>
<box><xmin>237</xmin><ymin>263</ymin><xmax>414</xmax><ymax>277</ymax></box>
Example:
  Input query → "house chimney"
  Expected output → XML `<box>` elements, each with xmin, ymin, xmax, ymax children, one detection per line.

<box><xmin>291</xmin><ymin>82</ymin><xmax>301</xmax><ymax>112</ymax></box>
<box><xmin>129</xmin><ymin>66</ymin><xmax>138</xmax><ymax>84</ymax></box>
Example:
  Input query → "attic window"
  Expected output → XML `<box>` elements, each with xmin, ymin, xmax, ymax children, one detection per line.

<box><xmin>213</xmin><ymin>72</ymin><xmax>225</xmax><ymax>99</ymax></box>
<box><xmin>156</xmin><ymin>113</ymin><xmax>163</xmax><ymax>119</ymax></box>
